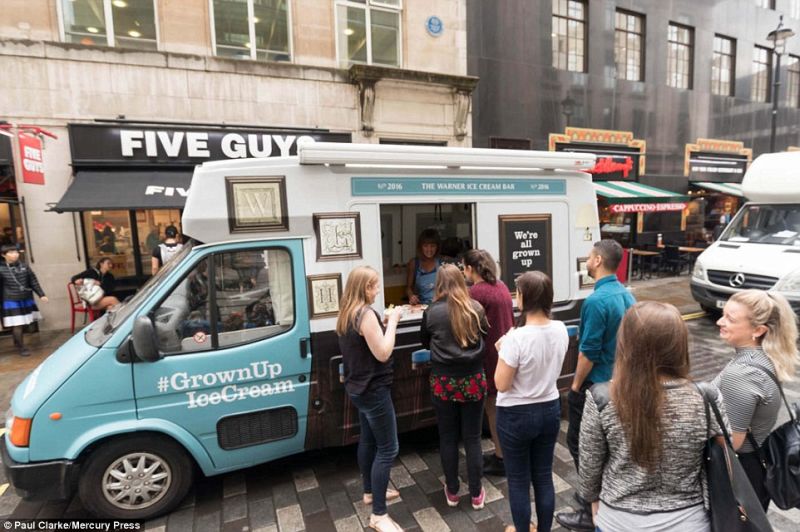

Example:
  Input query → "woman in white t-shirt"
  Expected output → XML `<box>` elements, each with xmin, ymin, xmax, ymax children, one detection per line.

<box><xmin>494</xmin><ymin>271</ymin><xmax>568</xmax><ymax>532</ymax></box>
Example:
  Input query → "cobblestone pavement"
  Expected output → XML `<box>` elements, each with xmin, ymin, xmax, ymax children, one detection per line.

<box><xmin>1</xmin><ymin>315</ymin><xmax>799</xmax><ymax>531</ymax></box>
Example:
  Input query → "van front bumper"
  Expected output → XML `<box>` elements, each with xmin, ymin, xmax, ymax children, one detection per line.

<box><xmin>691</xmin><ymin>280</ymin><xmax>800</xmax><ymax>313</ymax></box>
<box><xmin>0</xmin><ymin>435</ymin><xmax>79</xmax><ymax>500</ymax></box>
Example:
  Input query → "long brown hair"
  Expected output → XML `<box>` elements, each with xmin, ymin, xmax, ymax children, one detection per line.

<box><xmin>336</xmin><ymin>266</ymin><xmax>379</xmax><ymax>336</ymax></box>
<box><xmin>611</xmin><ymin>301</ymin><xmax>690</xmax><ymax>470</ymax></box>
<box><xmin>433</xmin><ymin>264</ymin><xmax>485</xmax><ymax>347</ymax></box>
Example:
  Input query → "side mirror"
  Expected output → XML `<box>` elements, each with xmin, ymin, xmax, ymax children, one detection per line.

<box><xmin>132</xmin><ymin>315</ymin><xmax>162</xmax><ymax>363</ymax></box>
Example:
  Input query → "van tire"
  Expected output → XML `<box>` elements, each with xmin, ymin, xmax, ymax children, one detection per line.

<box><xmin>78</xmin><ymin>435</ymin><xmax>193</xmax><ymax>520</ymax></box>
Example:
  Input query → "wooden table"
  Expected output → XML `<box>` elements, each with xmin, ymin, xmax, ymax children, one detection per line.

<box><xmin>631</xmin><ymin>249</ymin><xmax>661</xmax><ymax>279</ymax></box>
<box><xmin>678</xmin><ymin>246</ymin><xmax>706</xmax><ymax>253</ymax></box>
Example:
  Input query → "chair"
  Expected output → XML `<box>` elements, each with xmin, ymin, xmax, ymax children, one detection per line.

<box><xmin>660</xmin><ymin>245</ymin><xmax>690</xmax><ymax>276</ymax></box>
<box><xmin>68</xmin><ymin>283</ymin><xmax>98</xmax><ymax>333</ymax></box>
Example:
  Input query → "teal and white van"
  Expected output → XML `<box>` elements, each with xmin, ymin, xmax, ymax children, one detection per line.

<box><xmin>2</xmin><ymin>143</ymin><xmax>598</xmax><ymax>519</ymax></box>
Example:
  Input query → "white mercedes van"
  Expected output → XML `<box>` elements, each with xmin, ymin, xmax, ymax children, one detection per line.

<box><xmin>691</xmin><ymin>151</ymin><xmax>800</xmax><ymax>314</ymax></box>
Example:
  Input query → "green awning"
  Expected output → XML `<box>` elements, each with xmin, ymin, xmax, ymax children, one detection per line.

<box><xmin>691</xmin><ymin>181</ymin><xmax>744</xmax><ymax>197</ymax></box>
<box><xmin>593</xmin><ymin>181</ymin><xmax>690</xmax><ymax>204</ymax></box>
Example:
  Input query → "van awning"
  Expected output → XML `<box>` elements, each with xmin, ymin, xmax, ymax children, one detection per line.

<box><xmin>690</xmin><ymin>181</ymin><xmax>744</xmax><ymax>197</ymax></box>
<box><xmin>593</xmin><ymin>180</ymin><xmax>689</xmax><ymax>204</ymax></box>
<box><xmin>52</xmin><ymin>170</ymin><xmax>193</xmax><ymax>212</ymax></box>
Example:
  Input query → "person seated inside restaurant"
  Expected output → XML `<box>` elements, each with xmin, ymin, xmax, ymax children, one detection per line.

<box><xmin>406</xmin><ymin>229</ymin><xmax>444</xmax><ymax>305</ymax></box>
<box><xmin>71</xmin><ymin>257</ymin><xmax>120</xmax><ymax>312</ymax></box>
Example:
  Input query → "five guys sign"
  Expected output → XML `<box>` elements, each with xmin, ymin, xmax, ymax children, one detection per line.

<box><xmin>18</xmin><ymin>132</ymin><xmax>45</xmax><ymax>185</ymax></box>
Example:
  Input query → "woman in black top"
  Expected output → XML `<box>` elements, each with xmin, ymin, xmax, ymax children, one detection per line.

<box><xmin>71</xmin><ymin>257</ymin><xmax>120</xmax><ymax>311</ymax></box>
<box><xmin>336</xmin><ymin>266</ymin><xmax>404</xmax><ymax>532</ymax></box>
<box><xmin>420</xmin><ymin>264</ymin><xmax>489</xmax><ymax>511</ymax></box>
<box><xmin>0</xmin><ymin>244</ymin><xmax>48</xmax><ymax>356</ymax></box>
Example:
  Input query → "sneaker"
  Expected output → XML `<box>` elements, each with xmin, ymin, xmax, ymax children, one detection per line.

<box><xmin>444</xmin><ymin>486</ymin><xmax>460</xmax><ymax>507</ymax></box>
<box><xmin>471</xmin><ymin>487</ymin><xmax>486</xmax><ymax>510</ymax></box>
<box><xmin>503</xmin><ymin>524</ymin><xmax>537</xmax><ymax>532</ymax></box>
<box><xmin>363</xmin><ymin>488</ymin><xmax>401</xmax><ymax>505</ymax></box>
<box><xmin>368</xmin><ymin>513</ymin><xmax>404</xmax><ymax>532</ymax></box>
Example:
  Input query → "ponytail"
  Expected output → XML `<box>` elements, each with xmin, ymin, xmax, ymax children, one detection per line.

<box><xmin>730</xmin><ymin>290</ymin><xmax>800</xmax><ymax>382</ymax></box>
<box><xmin>463</xmin><ymin>249</ymin><xmax>497</xmax><ymax>284</ymax></box>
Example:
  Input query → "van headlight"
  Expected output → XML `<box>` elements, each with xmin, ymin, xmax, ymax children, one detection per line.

<box><xmin>5</xmin><ymin>408</ymin><xmax>13</xmax><ymax>434</ymax></box>
<box><xmin>775</xmin><ymin>269</ymin><xmax>800</xmax><ymax>294</ymax></box>
<box><xmin>692</xmin><ymin>262</ymin><xmax>706</xmax><ymax>281</ymax></box>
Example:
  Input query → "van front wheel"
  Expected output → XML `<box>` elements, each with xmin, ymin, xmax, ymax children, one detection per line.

<box><xmin>78</xmin><ymin>435</ymin><xmax>193</xmax><ymax>520</ymax></box>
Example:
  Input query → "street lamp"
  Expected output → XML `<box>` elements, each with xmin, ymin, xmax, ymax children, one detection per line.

<box><xmin>767</xmin><ymin>15</ymin><xmax>795</xmax><ymax>153</ymax></box>
<box><xmin>561</xmin><ymin>96</ymin><xmax>575</xmax><ymax>128</ymax></box>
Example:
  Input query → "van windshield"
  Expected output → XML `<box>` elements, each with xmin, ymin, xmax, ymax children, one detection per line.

<box><xmin>722</xmin><ymin>204</ymin><xmax>800</xmax><ymax>245</ymax></box>
<box><xmin>85</xmin><ymin>241</ymin><xmax>195</xmax><ymax>347</ymax></box>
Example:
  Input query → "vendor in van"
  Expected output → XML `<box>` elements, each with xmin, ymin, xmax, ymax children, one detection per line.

<box><xmin>71</xmin><ymin>257</ymin><xmax>120</xmax><ymax>312</ymax></box>
<box><xmin>406</xmin><ymin>229</ymin><xmax>443</xmax><ymax>305</ymax></box>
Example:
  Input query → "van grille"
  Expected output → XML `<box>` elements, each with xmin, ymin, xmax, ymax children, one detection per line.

<box><xmin>707</xmin><ymin>270</ymin><xmax>778</xmax><ymax>290</ymax></box>
<box><xmin>217</xmin><ymin>406</ymin><xmax>298</xmax><ymax>450</ymax></box>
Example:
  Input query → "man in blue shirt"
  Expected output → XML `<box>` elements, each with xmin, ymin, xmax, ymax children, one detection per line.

<box><xmin>556</xmin><ymin>239</ymin><xmax>635</xmax><ymax>531</ymax></box>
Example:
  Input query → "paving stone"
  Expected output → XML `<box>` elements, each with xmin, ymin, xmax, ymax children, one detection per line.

<box><xmin>298</xmin><ymin>487</ymin><xmax>326</xmax><ymax>516</ymax></box>
<box><xmin>248</xmin><ymin>497</ymin><xmax>276</xmax><ymax>530</ymax></box>
<box><xmin>552</xmin><ymin>472</ymin><xmax>571</xmax><ymax>494</ymax></box>
<box><xmin>8</xmin><ymin>500</ymin><xmax>43</xmax><ymax>519</ymax></box>
<box><xmin>223</xmin><ymin>493</ymin><xmax>248</xmax><ymax>523</ymax></box>
<box><xmin>276</xmin><ymin>504</ymin><xmax>304</xmax><ymax>532</ymax></box>
<box><xmin>413</xmin><ymin>507</ymin><xmax>451</xmax><ymax>532</ymax></box>
<box><xmin>223</xmin><ymin>472</ymin><xmax>248</xmax><ymax>498</ymax></box>
<box><xmin>483</xmin><ymin>481</ymin><xmax>504</xmax><ymax>504</ymax></box>
<box><xmin>165</xmin><ymin>507</ymin><xmax>193</xmax><ymax>532</ymax></box>
<box><xmin>344</xmin><ymin>478</ymin><xmax>364</xmax><ymax>503</ymax></box>
<box><xmin>272</xmin><ymin>481</ymin><xmax>299</xmax><ymax>509</ymax></box>
<box><xmin>194</xmin><ymin>510</ymin><xmax>221</xmax><ymax>532</ymax></box>
<box><xmin>352</xmin><ymin>499</ymin><xmax>371</xmax><ymax>527</ymax></box>
<box><xmin>412</xmin><ymin>469</ymin><xmax>444</xmax><ymax>495</ymax></box>
<box><xmin>222</xmin><ymin>517</ymin><xmax>249</xmax><ymax>532</ymax></box>
<box><xmin>144</xmin><ymin>516</ymin><xmax>167</xmax><ymax>532</ymax></box>
<box><xmin>390</xmin><ymin>464</ymin><xmax>416</xmax><ymax>489</ymax></box>
<box><xmin>553</xmin><ymin>442</ymin><xmax>573</xmax><ymax>463</ymax></box>
<box><xmin>252</xmin><ymin>526</ymin><xmax>278</xmax><ymax>532</ymax></box>
<box><xmin>293</xmin><ymin>468</ymin><xmax>319</xmax><ymax>493</ymax></box>
<box><xmin>388</xmin><ymin>501</ymin><xmax>419</xmax><ymax>530</ymax></box>
<box><xmin>443</xmin><ymin>510</ymin><xmax>481</xmax><ymax>532</ymax></box>
<box><xmin>36</xmin><ymin>500</ymin><xmax>70</xmax><ymax>519</ymax></box>
<box><xmin>399</xmin><ymin>452</ymin><xmax>429</xmax><ymax>473</ymax></box>
<box><xmin>398</xmin><ymin>485</ymin><xmax>431</xmax><ymax>514</ymax></box>
<box><xmin>475</xmin><ymin>515</ymin><xmax>508</xmax><ymax>531</ymax></box>
<box><xmin>333</xmin><ymin>515</ymin><xmax>362</xmax><ymax>532</ymax></box>
<box><xmin>487</xmin><ymin>499</ymin><xmax>513</xmax><ymax>528</ymax></box>
<box><xmin>302</xmin><ymin>509</ymin><xmax>336</xmax><ymax>530</ymax></box>
<box><xmin>324</xmin><ymin>490</ymin><xmax>355</xmax><ymax>522</ymax></box>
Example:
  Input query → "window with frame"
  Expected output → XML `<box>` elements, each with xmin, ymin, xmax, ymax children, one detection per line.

<box><xmin>552</xmin><ymin>0</ymin><xmax>587</xmax><ymax>72</ymax></box>
<box><xmin>153</xmin><ymin>247</ymin><xmax>295</xmax><ymax>354</ymax></box>
<box><xmin>792</xmin><ymin>0</ymin><xmax>800</xmax><ymax>19</ymax></box>
<box><xmin>752</xmin><ymin>46</ymin><xmax>772</xmax><ymax>103</ymax></box>
<box><xmin>667</xmin><ymin>23</ymin><xmax>694</xmax><ymax>89</ymax></box>
<box><xmin>787</xmin><ymin>55</ymin><xmax>800</xmax><ymax>108</ymax></box>
<box><xmin>59</xmin><ymin>0</ymin><xmax>157</xmax><ymax>50</ymax></box>
<box><xmin>712</xmin><ymin>35</ymin><xmax>736</xmax><ymax>96</ymax></box>
<box><xmin>212</xmin><ymin>0</ymin><xmax>291</xmax><ymax>61</ymax></box>
<box><xmin>614</xmin><ymin>10</ymin><xmax>644</xmax><ymax>81</ymax></box>
<box><xmin>755</xmin><ymin>0</ymin><xmax>775</xmax><ymax>8</ymax></box>
<box><xmin>336</xmin><ymin>0</ymin><xmax>401</xmax><ymax>67</ymax></box>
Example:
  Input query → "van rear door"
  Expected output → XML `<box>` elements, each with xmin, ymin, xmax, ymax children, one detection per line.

<box><xmin>132</xmin><ymin>239</ymin><xmax>311</xmax><ymax>471</ymax></box>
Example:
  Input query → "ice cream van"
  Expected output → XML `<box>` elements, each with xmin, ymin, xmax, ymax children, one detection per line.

<box><xmin>2</xmin><ymin>142</ymin><xmax>599</xmax><ymax>519</ymax></box>
<box><xmin>691</xmin><ymin>151</ymin><xmax>800</xmax><ymax>314</ymax></box>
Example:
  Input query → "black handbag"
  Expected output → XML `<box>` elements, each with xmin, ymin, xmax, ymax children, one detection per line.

<box><xmin>696</xmin><ymin>382</ymin><xmax>774</xmax><ymax>532</ymax></box>
<box><xmin>742</xmin><ymin>362</ymin><xmax>800</xmax><ymax>510</ymax></box>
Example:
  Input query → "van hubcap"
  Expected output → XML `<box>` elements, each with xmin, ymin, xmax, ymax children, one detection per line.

<box><xmin>102</xmin><ymin>452</ymin><xmax>172</xmax><ymax>510</ymax></box>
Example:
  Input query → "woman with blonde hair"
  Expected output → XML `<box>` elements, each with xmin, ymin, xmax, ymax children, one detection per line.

<box><xmin>420</xmin><ymin>264</ymin><xmax>489</xmax><ymax>510</ymax></box>
<box><xmin>713</xmin><ymin>289</ymin><xmax>799</xmax><ymax>510</ymax></box>
<box><xmin>579</xmin><ymin>301</ymin><xmax>728</xmax><ymax>531</ymax></box>
<box><xmin>337</xmin><ymin>266</ymin><xmax>404</xmax><ymax>532</ymax></box>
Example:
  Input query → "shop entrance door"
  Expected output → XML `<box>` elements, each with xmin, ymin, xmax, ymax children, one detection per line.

<box><xmin>0</xmin><ymin>199</ymin><xmax>24</xmax><ymax>253</ymax></box>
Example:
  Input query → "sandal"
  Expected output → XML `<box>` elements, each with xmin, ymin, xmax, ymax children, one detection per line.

<box><xmin>363</xmin><ymin>488</ymin><xmax>400</xmax><ymax>505</ymax></box>
<box><xmin>368</xmin><ymin>513</ymin><xmax>404</xmax><ymax>532</ymax></box>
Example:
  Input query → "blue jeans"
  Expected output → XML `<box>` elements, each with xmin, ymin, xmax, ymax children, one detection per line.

<box><xmin>497</xmin><ymin>398</ymin><xmax>561</xmax><ymax>532</ymax></box>
<box><xmin>349</xmin><ymin>385</ymin><xmax>399</xmax><ymax>515</ymax></box>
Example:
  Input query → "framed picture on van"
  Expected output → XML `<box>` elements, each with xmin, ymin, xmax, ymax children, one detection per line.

<box><xmin>577</xmin><ymin>257</ymin><xmax>596</xmax><ymax>288</ymax></box>
<box><xmin>307</xmin><ymin>273</ymin><xmax>343</xmax><ymax>319</ymax></box>
<box><xmin>226</xmin><ymin>176</ymin><xmax>289</xmax><ymax>233</ymax></box>
<box><xmin>313</xmin><ymin>212</ymin><xmax>362</xmax><ymax>261</ymax></box>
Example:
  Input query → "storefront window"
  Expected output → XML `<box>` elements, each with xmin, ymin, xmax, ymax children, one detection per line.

<box><xmin>83</xmin><ymin>210</ymin><xmax>136</xmax><ymax>277</ymax></box>
<box><xmin>83</xmin><ymin>209</ymin><xmax>182</xmax><ymax>279</ymax></box>
<box><xmin>642</xmin><ymin>211</ymin><xmax>682</xmax><ymax>235</ymax></box>
<box><xmin>136</xmin><ymin>209</ymin><xmax>182</xmax><ymax>276</ymax></box>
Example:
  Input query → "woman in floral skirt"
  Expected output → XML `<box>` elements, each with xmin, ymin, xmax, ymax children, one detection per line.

<box><xmin>420</xmin><ymin>264</ymin><xmax>489</xmax><ymax>510</ymax></box>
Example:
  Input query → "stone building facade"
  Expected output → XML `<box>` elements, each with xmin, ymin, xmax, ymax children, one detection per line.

<box><xmin>0</xmin><ymin>0</ymin><xmax>475</xmax><ymax>330</ymax></box>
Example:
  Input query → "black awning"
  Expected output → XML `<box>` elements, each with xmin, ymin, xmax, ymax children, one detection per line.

<box><xmin>53</xmin><ymin>170</ymin><xmax>193</xmax><ymax>212</ymax></box>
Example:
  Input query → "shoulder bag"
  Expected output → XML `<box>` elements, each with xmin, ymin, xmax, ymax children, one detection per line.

<box><xmin>695</xmin><ymin>382</ymin><xmax>774</xmax><ymax>532</ymax></box>
<box><xmin>742</xmin><ymin>362</ymin><xmax>800</xmax><ymax>510</ymax></box>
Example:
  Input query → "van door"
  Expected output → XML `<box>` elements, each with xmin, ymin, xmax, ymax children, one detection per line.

<box><xmin>477</xmin><ymin>201</ymin><xmax>571</xmax><ymax>302</ymax></box>
<box><xmin>132</xmin><ymin>239</ymin><xmax>311</xmax><ymax>471</ymax></box>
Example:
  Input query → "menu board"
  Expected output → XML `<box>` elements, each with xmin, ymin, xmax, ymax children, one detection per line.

<box><xmin>498</xmin><ymin>214</ymin><xmax>552</xmax><ymax>290</ymax></box>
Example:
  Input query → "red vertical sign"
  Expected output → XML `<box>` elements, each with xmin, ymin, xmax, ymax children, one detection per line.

<box><xmin>18</xmin><ymin>133</ymin><xmax>45</xmax><ymax>185</ymax></box>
